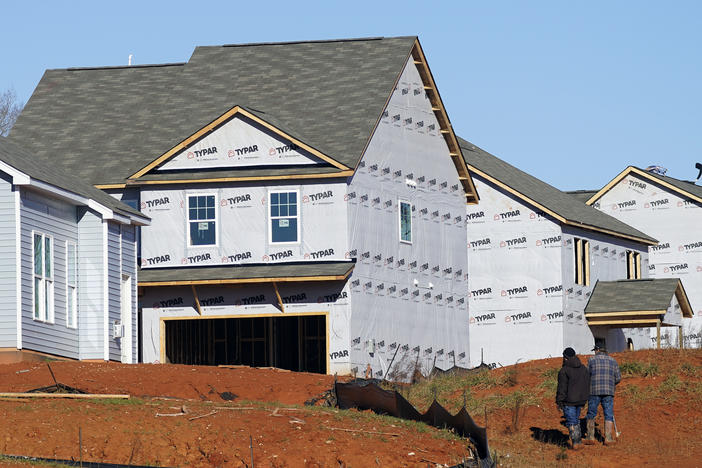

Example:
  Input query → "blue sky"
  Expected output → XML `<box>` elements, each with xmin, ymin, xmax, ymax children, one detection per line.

<box><xmin>3</xmin><ymin>1</ymin><xmax>701</xmax><ymax>190</ymax></box>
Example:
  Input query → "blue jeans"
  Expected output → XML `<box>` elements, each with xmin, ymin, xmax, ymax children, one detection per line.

<box><xmin>587</xmin><ymin>395</ymin><xmax>614</xmax><ymax>421</ymax></box>
<box><xmin>562</xmin><ymin>405</ymin><xmax>583</xmax><ymax>427</ymax></box>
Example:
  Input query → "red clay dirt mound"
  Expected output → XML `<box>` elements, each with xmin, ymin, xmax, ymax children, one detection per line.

<box><xmin>0</xmin><ymin>349</ymin><xmax>699</xmax><ymax>467</ymax></box>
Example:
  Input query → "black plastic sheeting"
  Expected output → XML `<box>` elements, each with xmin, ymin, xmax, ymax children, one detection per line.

<box><xmin>335</xmin><ymin>380</ymin><xmax>491</xmax><ymax>462</ymax></box>
<box><xmin>0</xmin><ymin>454</ymin><xmax>171</xmax><ymax>468</ymax></box>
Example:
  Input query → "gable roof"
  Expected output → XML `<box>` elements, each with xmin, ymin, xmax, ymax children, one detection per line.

<box><xmin>0</xmin><ymin>137</ymin><xmax>148</xmax><ymax>224</ymax></box>
<box><xmin>10</xmin><ymin>37</ymin><xmax>477</xmax><ymax>202</ymax></box>
<box><xmin>585</xmin><ymin>278</ymin><xmax>693</xmax><ymax>319</ymax></box>
<box><xmin>458</xmin><ymin>138</ymin><xmax>657</xmax><ymax>245</ymax></box>
<box><xmin>586</xmin><ymin>166</ymin><xmax>702</xmax><ymax>205</ymax></box>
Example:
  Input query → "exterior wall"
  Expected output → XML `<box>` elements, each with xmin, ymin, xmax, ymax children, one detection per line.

<box><xmin>107</xmin><ymin>222</ymin><xmax>121</xmax><ymax>361</ymax></box>
<box><xmin>346</xmin><ymin>57</ymin><xmax>470</xmax><ymax>380</ymax></box>
<box><xmin>139</xmin><ymin>181</ymin><xmax>348</xmax><ymax>269</ymax></box>
<box><xmin>121</xmin><ymin>224</ymin><xmax>138</xmax><ymax>362</ymax></box>
<box><xmin>561</xmin><ymin>225</ymin><xmax>651</xmax><ymax>354</ymax></box>
<box><xmin>0</xmin><ymin>173</ymin><xmax>17</xmax><ymax>347</ymax></box>
<box><xmin>465</xmin><ymin>176</ymin><xmax>564</xmax><ymax>367</ymax></box>
<box><xmin>158</xmin><ymin>114</ymin><xmax>323</xmax><ymax>170</ymax></box>
<box><xmin>593</xmin><ymin>172</ymin><xmax>702</xmax><ymax>348</ymax></box>
<box><xmin>139</xmin><ymin>281</ymin><xmax>351</xmax><ymax>374</ymax></box>
<box><xmin>19</xmin><ymin>188</ymin><xmax>80</xmax><ymax>358</ymax></box>
<box><xmin>77</xmin><ymin>208</ymin><xmax>105</xmax><ymax>359</ymax></box>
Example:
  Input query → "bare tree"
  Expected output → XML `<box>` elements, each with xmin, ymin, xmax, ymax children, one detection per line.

<box><xmin>0</xmin><ymin>88</ymin><xmax>23</xmax><ymax>137</ymax></box>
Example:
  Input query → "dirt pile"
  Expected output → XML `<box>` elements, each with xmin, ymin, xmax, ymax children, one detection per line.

<box><xmin>0</xmin><ymin>348</ymin><xmax>699</xmax><ymax>467</ymax></box>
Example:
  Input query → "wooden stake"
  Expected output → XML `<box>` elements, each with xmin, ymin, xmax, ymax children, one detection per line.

<box><xmin>0</xmin><ymin>393</ymin><xmax>129</xmax><ymax>399</ymax></box>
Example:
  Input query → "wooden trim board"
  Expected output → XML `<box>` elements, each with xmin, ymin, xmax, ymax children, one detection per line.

<box><xmin>468</xmin><ymin>164</ymin><xmax>657</xmax><ymax>245</ymax></box>
<box><xmin>129</xmin><ymin>106</ymin><xmax>350</xmax><ymax>180</ymax></box>
<box><xmin>586</xmin><ymin>166</ymin><xmax>702</xmax><ymax>206</ymax></box>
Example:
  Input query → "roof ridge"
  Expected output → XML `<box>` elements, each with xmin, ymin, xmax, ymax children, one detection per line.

<box><xmin>219</xmin><ymin>36</ymin><xmax>413</xmax><ymax>48</ymax></box>
<box><xmin>58</xmin><ymin>62</ymin><xmax>186</xmax><ymax>72</ymax></box>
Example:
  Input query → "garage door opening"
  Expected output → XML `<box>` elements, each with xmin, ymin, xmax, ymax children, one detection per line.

<box><xmin>164</xmin><ymin>315</ymin><xmax>327</xmax><ymax>373</ymax></box>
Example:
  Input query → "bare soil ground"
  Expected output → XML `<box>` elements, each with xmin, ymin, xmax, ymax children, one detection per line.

<box><xmin>0</xmin><ymin>348</ymin><xmax>699</xmax><ymax>467</ymax></box>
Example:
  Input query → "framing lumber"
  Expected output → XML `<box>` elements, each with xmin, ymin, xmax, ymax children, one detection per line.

<box><xmin>0</xmin><ymin>393</ymin><xmax>129</xmax><ymax>399</ymax></box>
<box><xmin>585</xmin><ymin>310</ymin><xmax>665</xmax><ymax>318</ymax></box>
<box><xmin>272</xmin><ymin>282</ymin><xmax>285</xmax><ymax>313</ymax></box>
<box><xmin>467</xmin><ymin>164</ymin><xmax>658</xmax><ymax>245</ymax></box>
<box><xmin>586</xmin><ymin>166</ymin><xmax>702</xmax><ymax>206</ymax></box>
<box><xmin>588</xmin><ymin>319</ymin><xmax>661</xmax><ymax>327</ymax></box>
<box><xmin>129</xmin><ymin>106</ymin><xmax>350</xmax><ymax>180</ymax></box>
<box><xmin>139</xmin><ymin>270</ymin><xmax>354</xmax><ymax>287</ymax></box>
<box><xmin>410</xmin><ymin>39</ymin><xmax>479</xmax><ymax>204</ymax></box>
<box><xmin>191</xmin><ymin>285</ymin><xmax>202</xmax><ymax>315</ymax></box>
<box><xmin>657</xmin><ymin>321</ymin><xmax>661</xmax><ymax>349</ymax></box>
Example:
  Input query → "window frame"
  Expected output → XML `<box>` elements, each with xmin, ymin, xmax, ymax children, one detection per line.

<box><xmin>574</xmin><ymin>237</ymin><xmax>590</xmax><ymax>286</ymax></box>
<box><xmin>32</xmin><ymin>231</ymin><xmax>54</xmax><ymax>323</ymax></box>
<box><xmin>268</xmin><ymin>189</ymin><xmax>301</xmax><ymax>245</ymax></box>
<box><xmin>626</xmin><ymin>250</ymin><xmax>642</xmax><ymax>280</ymax></box>
<box><xmin>66</xmin><ymin>241</ymin><xmax>78</xmax><ymax>329</ymax></box>
<box><xmin>186</xmin><ymin>193</ymin><xmax>219</xmax><ymax>248</ymax></box>
<box><xmin>398</xmin><ymin>199</ymin><xmax>412</xmax><ymax>244</ymax></box>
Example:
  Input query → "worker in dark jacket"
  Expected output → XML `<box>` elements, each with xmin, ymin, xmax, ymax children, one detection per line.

<box><xmin>556</xmin><ymin>347</ymin><xmax>590</xmax><ymax>449</ymax></box>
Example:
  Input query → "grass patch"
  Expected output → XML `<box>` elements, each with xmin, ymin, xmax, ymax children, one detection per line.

<box><xmin>538</xmin><ymin>367</ymin><xmax>559</xmax><ymax>394</ymax></box>
<box><xmin>679</xmin><ymin>362</ymin><xmax>699</xmax><ymax>378</ymax></box>
<box><xmin>93</xmin><ymin>397</ymin><xmax>146</xmax><ymax>406</ymax></box>
<box><xmin>0</xmin><ymin>455</ymin><xmax>70</xmax><ymax>467</ymax></box>
<box><xmin>620</xmin><ymin>361</ymin><xmax>660</xmax><ymax>377</ymax></box>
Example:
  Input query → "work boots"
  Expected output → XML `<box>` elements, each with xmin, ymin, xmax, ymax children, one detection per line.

<box><xmin>583</xmin><ymin>418</ymin><xmax>596</xmax><ymax>445</ymax></box>
<box><xmin>604</xmin><ymin>420</ymin><xmax>617</xmax><ymax>445</ymax></box>
<box><xmin>568</xmin><ymin>425</ymin><xmax>583</xmax><ymax>450</ymax></box>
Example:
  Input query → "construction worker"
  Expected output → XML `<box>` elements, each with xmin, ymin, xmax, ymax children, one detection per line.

<box><xmin>584</xmin><ymin>344</ymin><xmax>621</xmax><ymax>445</ymax></box>
<box><xmin>556</xmin><ymin>347</ymin><xmax>590</xmax><ymax>449</ymax></box>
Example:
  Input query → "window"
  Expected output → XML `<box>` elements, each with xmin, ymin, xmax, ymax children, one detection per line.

<box><xmin>574</xmin><ymin>237</ymin><xmax>590</xmax><ymax>286</ymax></box>
<box><xmin>269</xmin><ymin>191</ymin><xmax>299</xmax><ymax>243</ymax></box>
<box><xmin>399</xmin><ymin>200</ymin><xmax>412</xmax><ymax>243</ymax></box>
<box><xmin>66</xmin><ymin>242</ymin><xmax>78</xmax><ymax>328</ymax></box>
<box><xmin>187</xmin><ymin>194</ymin><xmax>217</xmax><ymax>246</ymax></box>
<box><xmin>33</xmin><ymin>233</ymin><xmax>54</xmax><ymax>322</ymax></box>
<box><xmin>626</xmin><ymin>250</ymin><xmax>641</xmax><ymax>279</ymax></box>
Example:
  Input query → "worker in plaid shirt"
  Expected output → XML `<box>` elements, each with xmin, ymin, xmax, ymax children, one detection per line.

<box><xmin>583</xmin><ymin>344</ymin><xmax>621</xmax><ymax>445</ymax></box>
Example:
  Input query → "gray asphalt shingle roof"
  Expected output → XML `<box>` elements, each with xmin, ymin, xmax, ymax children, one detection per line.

<box><xmin>566</xmin><ymin>190</ymin><xmax>598</xmax><ymax>203</ymax></box>
<box><xmin>632</xmin><ymin>167</ymin><xmax>702</xmax><ymax>201</ymax></box>
<box><xmin>0</xmin><ymin>137</ymin><xmax>145</xmax><ymax>219</ymax></box>
<box><xmin>458</xmin><ymin>137</ymin><xmax>657</xmax><ymax>244</ymax></box>
<box><xmin>9</xmin><ymin>37</ymin><xmax>417</xmax><ymax>185</ymax></box>
<box><xmin>138</xmin><ymin>262</ymin><xmax>355</xmax><ymax>285</ymax></box>
<box><xmin>585</xmin><ymin>278</ymin><xmax>683</xmax><ymax>313</ymax></box>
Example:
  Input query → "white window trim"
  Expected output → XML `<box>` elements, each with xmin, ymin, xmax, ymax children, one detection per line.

<box><xmin>398</xmin><ymin>199</ymin><xmax>412</xmax><ymax>244</ymax></box>
<box><xmin>65</xmin><ymin>240</ymin><xmax>78</xmax><ymax>329</ymax></box>
<box><xmin>268</xmin><ymin>189</ymin><xmax>301</xmax><ymax>245</ymax></box>
<box><xmin>32</xmin><ymin>231</ymin><xmax>54</xmax><ymax>323</ymax></box>
<box><xmin>186</xmin><ymin>192</ymin><xmax>219</xmax><ymax>248</ymax></box>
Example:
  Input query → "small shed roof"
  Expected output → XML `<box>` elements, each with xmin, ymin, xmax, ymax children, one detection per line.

<box><xmin>138</xmin><ymin>261</ymin><xmax>355</xmax><ymax>286</ymax></box>
<box><xmin>585</xmin><ymin>278</ymin><xmax>693</xmax><ymax>327</ymax></box>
